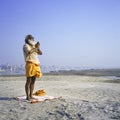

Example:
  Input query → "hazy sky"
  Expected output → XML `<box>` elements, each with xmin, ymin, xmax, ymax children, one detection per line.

<box><xmin>0</xmin><ymin>0</ymin><xmax>120</xmax><ymax>68</ymax></box>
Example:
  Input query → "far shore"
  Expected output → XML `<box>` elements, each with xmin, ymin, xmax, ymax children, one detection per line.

<box><xmin>1</xmin><ymin>68</ymin><xmax>120</xmax><ymax>77</ymax></box>
<box><xmin>46</xmin><ymin>68</ymin><xmax>120</xmax><ymax>77</ymax></box>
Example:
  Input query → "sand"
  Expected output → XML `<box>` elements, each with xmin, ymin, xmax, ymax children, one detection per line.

<box><xmin>0</xmin><ymin>75</ymin><xmax>120</xmax><ymax>120</ymax></box>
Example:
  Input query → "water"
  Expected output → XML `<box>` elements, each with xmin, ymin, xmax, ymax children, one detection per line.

<box><xmin>103</xmin><ymin>76</ymin><xmax>120</xmax><ymax>80</ymax></box>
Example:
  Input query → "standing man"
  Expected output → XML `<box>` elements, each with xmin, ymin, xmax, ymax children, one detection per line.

<box><xmin>23</xmin><ymin>34</ymin><xmax>42</xmax><ymax>100</ymax></box>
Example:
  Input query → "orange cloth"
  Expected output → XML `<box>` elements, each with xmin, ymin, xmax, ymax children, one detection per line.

<box><xmin>26</xmin><ymin>62</ymin><xmax>42</xmax><ymax>78</ymax></box>
<box><xmin>33</xmin><ymin>89</ymin><xmax>46</xmax><ymax>96</ymax></box>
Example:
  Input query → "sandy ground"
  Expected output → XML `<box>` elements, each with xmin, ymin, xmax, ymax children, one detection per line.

<box><xmin>0</xmin><ymin>75</ymin><xmax>120</xmax><ymax>120</ymax></box>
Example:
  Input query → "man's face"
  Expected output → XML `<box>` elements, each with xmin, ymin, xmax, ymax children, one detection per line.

<box><xmin>27</xmin><ymin>38</ymin><xmax>35</xmax><ymax>46</ymax></box>
<box><xmin>30</xmin><ymin>38</ymin><xmax>34</xmax><ymax>41</ymax></box>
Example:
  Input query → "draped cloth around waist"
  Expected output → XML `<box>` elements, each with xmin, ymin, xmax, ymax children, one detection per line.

<box><xmin>26</xmin><ymin>61</ymin><xmax>42</xmax><ymax>78</ymax></box>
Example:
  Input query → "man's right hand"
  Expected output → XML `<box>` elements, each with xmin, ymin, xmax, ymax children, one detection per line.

<box><xmin>28</xmin><ymin>42</ymin><xmax>42</xmax><ymax>55</ymax></box>
<box><xmin>35</xmin><ymin>42</ymin><xmax>40</xmax><ymax>48</ymax></box>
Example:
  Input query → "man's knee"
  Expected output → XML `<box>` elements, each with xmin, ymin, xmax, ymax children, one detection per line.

<box><xmin>26</xmin><ymin>77</ymin><xmax>31</xmax><ymax>85</ymax></box>
<box><xmin>31</xmin><ymin>76</ymin><xmax>36</xmax><ymax>84</ymax></box>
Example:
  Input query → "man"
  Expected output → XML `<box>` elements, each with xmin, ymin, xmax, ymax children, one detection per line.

<box><xmin>23</xmin><ymin>34</ymin><xmax>42</xmax><ymax>100</ymax></box>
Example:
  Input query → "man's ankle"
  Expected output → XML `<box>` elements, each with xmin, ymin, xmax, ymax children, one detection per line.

<box><xmin>26</xmin><ymin>96</ymin><xmax>30</xmax><ymax>100</ymax></box>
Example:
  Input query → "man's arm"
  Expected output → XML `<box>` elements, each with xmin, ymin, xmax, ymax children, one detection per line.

<box><xmin>28</xmin><ymin>48</ymin><xmax>38</xmax><ymax>55</ymax></box>
<box><xmin>24</xmin><ymin>42</ymin><xmax>42</xmax><ymax>55</ymax></box>
<box><xmin>23</xmin><ymin>44</ymin><xmax>38</xmax><ymax>56</ymax></box>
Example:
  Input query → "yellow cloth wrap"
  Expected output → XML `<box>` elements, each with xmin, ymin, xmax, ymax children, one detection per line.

<box><xmin>26</xmin><ymin>62</ymin><xmax>42</xmax><ymax>78</ymax></box>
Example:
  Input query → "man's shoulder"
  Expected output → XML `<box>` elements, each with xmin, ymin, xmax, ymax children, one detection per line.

<box><xmin>23</xmin><ymin>44</ymin><xmax>29</xmax><ymax>51</ymax></box>
<box><xmin>23</xmin><ymin>43</ymin><xmax>29</xmax><ymax>48</ymax></box>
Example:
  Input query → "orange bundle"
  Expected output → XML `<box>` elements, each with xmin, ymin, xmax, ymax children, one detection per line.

<box><xmin>33</xmin><ymin>89</ymin><xmax>46</xmax><ymax>96</ymax></box>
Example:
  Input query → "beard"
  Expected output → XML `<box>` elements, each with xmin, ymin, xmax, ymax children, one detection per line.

<box><xmin>27</xmin><ymin>39</ymin><xmax>36</xmax><ymax>46</ymax></box>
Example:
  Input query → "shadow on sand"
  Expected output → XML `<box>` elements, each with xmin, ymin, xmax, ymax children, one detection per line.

<box><xmin>0</xmin><ymin>97</ymin><xmax>16</xmax><ymax>101</ymax></box>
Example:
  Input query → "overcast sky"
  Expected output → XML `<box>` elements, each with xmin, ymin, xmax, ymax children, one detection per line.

<box><xmin>0</xmin><ymin>0</ymin><xmax>120</xmax><ymax>68</ymax></box>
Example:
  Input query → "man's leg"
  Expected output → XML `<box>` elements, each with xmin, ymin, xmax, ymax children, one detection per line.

<box><xmin>25</xmin><ymin>77</ymin><xmax>31</xmax><ymax>100</ymax></box>
<box><xmin>30</xmin><ymin>76</ymin><xmax>36</xmax><ymax>98</ymax></box>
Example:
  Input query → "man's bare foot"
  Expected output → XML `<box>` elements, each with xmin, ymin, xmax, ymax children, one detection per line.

<box><xmin>30</xmin><ymin>96</ymin><xmax>38</xmax><ymax>100</ymax></box>
<box><xmin>26</xmin><ymin>96</ymin><xmax>30</xmax><ymax>100</ymax></box>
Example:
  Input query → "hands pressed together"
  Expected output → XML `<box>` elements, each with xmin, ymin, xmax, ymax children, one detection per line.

<box><xmin>35</xmin><ymin>42</ymin><xmax>42</xmax><ymax>55</ymax></box>
<box><xmin>35</xmin><ymin>42</ymin><xmax>40</xmax><ymax>48</ymax></box>
<box><xmin>28</xmin><ymin>41</ymin><xmax>42</xmax><ymax>55</ymax></box>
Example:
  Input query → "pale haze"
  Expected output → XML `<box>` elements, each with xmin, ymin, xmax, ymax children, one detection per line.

<box><xmin>0</xmin><ymin>0</ymin><xmax>120</xmax><ymax>68</ymax></box>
